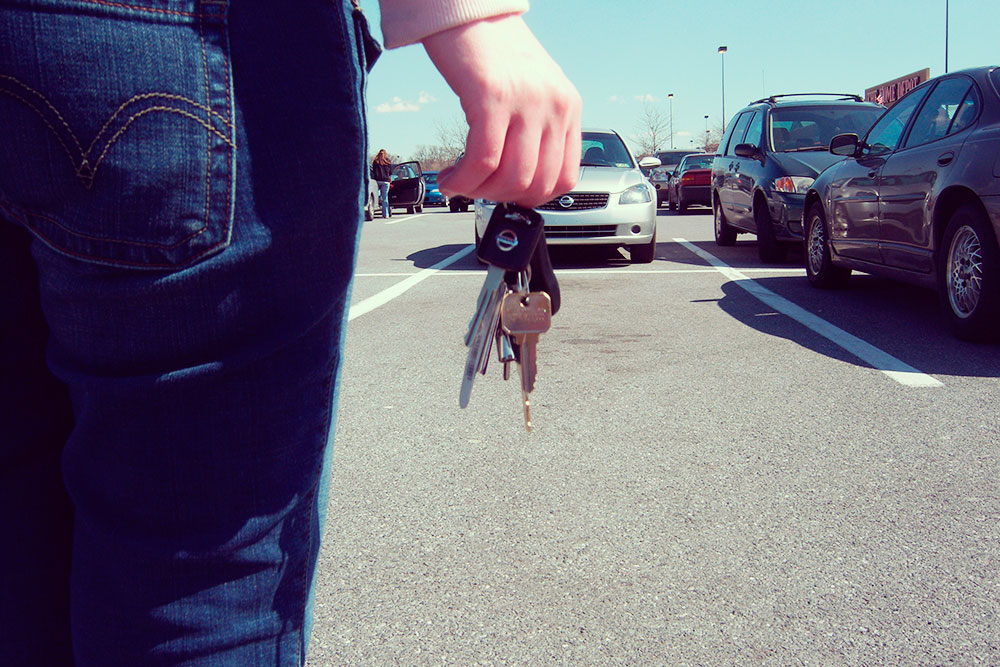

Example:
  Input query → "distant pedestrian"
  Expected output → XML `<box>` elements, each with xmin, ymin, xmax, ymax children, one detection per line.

<box><xmin>371</xmin><ymin>148</ymin><xmax>393</xmax><ymax>218</ymax></box>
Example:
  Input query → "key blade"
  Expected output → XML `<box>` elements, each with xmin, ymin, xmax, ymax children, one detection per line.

<box><xmin>459</xmin><ymin>283</ymin><xmax>503</xmax><ymax>407</ymax></box>
<box><xmin>465</xmin><ymin>265</ymin><xmax>506</xmax><ymax>347</ymax></box>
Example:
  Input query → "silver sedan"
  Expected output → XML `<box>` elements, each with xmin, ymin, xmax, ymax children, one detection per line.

<box><xmin>475</xmin><ymin>129</ymin><xmax>661</xmax><ymax>263</ymax></box>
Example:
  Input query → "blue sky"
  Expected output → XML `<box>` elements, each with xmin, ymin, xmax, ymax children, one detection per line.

<box><xmin>358</xmin><ymin>0</ymin><xmax>997</xmax><ymax>159</ymax></box>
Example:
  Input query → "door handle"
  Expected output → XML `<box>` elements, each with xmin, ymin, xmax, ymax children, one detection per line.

<box><xmin>937</xmin><ymin>152</ymin><xmax>955</xmax><ymax>166</ymax></box>
<box><xmin>867</xmin><ymin>170</ymin><xmax>878</xmax><ymax>178</ymax></box>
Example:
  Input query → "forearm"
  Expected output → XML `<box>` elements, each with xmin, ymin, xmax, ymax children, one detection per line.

<box><xmin>377</xmin><ymin>0</ymin><xmax>528</xmax><ymax>48</ymax></box>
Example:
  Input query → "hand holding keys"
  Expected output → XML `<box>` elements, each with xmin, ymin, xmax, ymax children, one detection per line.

<box><xmin>460</xmin><ymin>203</ymin><xmax>559</xmax><ymax>431</ymax></box>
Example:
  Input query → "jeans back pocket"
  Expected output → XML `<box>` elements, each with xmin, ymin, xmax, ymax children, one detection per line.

<box><xmin>0</xmin><ymin>0</ymin><xmax>235</xmax><ymax>269</ymax></box>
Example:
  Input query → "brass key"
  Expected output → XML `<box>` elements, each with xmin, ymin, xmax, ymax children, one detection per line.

<box><xmin>501</xmin><ymin>291</ymin><xmax>552</xmax><ymax>431</ymax></box>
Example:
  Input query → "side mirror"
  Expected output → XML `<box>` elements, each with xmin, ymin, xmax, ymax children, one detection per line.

<box><xmin>734</xmin><ymin>143</ymin><xmax>758</xmax><ymax>159</ymax></box>
<box><xmin>830</xmin><ymin>133</ymin><xmax>860</xmax><ymax>156</ymax></box>
<box><xmin>638</xmin><ymin>156</ymin><xmax>662</xmax><ymax>169</ymax></box>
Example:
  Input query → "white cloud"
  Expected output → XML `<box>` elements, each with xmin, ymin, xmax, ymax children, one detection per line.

<box><xmin>374</xmin><ymin>96</ymin><xmax>420</xmax><ymax>113</ymax></box>
<box><xmin>634</xmin><ymin>94</ymin><xmax>658</xmax><ymax>103</ymax></box>
<box><xmin>417</xmin><ymin>90</ymin><xmax>437</xmax><ymax>104</ymax></box>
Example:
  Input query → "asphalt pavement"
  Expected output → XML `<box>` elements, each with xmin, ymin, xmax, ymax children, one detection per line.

<box><xmin>305</xmin><ymin>206</ymin><xmax>999</xmax><ymax>666</ymax></box>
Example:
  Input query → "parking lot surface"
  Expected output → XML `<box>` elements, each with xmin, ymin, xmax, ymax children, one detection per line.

<box><xmin>306</xmin><ymin>208</ymin><xmax>999</xmax><ymax>666</ymax></box>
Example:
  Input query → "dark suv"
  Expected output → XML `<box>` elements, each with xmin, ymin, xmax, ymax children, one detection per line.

<box><xmin>711</xmin><ymin>94</ymin><xmax>884</xmax><ymax>262</ymax></box>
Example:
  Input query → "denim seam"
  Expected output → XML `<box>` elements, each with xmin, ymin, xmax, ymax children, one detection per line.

<box><xmin>73</xmin><ymin>0</ymin><xmax>224</xmax><ymax>20</ymax></box>
<box><xmin>1</xmin><ymin>77</ymin><xmax>233</xmax><ymax>190</ymax></box>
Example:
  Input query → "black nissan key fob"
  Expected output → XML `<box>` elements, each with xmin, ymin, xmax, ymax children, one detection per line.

<box><xmin>476</xmin><ymin>203</ymin><xmax>545</xmax><ymax>271</ymax></box>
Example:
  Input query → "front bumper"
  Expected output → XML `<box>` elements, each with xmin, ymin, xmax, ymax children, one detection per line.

<box><xmin>769</xmin><ymin>191</ymin><xmax>807</xmax><ymax>240</ymax></box>
<box><xmin>476</xmin><ymin>199</ymin><xmax>657</xmax><ymax>247</ymax></box>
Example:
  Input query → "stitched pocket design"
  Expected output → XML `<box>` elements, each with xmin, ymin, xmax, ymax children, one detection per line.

<box><xmin>0</xmin><ymin>5</ymin><xmax>235</xmax><ymax>269</ymax></box>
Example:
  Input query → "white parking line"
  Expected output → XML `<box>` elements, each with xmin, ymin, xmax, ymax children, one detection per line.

<box><xmin>384</xmin><ymin>213</ymin><xmax>427</xmax><ymax>225</ymax></box>
<box><xmin>348</xmin><ymin>245</ymin><xmax>474</xmax><ymax>321</ymax></box>
<box><xmin>675</xmin><ymin>238</ymin><xmax>943</xmax><ymax>388</ymax></box>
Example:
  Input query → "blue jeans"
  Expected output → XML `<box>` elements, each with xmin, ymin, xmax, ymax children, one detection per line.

<box><xmin>0</xmin><ymin>0</ymin><xmax>379</xmax><ymax>664</ymax></box>
<box><xmin>378</xmin><ymin>180</ymin><xmax>391</xmax><ymax>218</ymax></box>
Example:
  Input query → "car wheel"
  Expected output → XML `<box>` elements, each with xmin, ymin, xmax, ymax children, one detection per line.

<box><xmin>805</xmin><ymin>203</ymin><xmax>850</xmax><ymax>288</ymax></box>
<box><xmin>630</xmin><ymin>228</ymin><xmax>656</xmax><ymax>264</ymax></box>
<box><xmin>364</xmin><ymin>194</ymin><xmax>374</xmax><ymax>222</ymax></box>
<box><xmin>461</xmin><ymin>204</ymin><xmax>469</xmax><ymax>213</ymax></box>
<box><xmin>713</xmin><ymin>198</ymin><xmax>737</xmax><ymax>246</ymax></box>
<box><xmin>449</xmin><ymin>202</ymin><xmax>458</xmax><ymax>212</ymax></box>
<box><xmin>938</xmin><ymin>204</ymin><xmax>1000</xmax><ymax>341</ymax></box>
<box><xmin>668</xmin><ymin>195</ymin><xmax>677</xmax><ymax>211</ymax></box>
<box><xmin>415</xmin><ymin>203</ymin><xmax>423</xmax><ymax>213</ymax></box>
<box><xmin>407</xmin><ymin>205</ymin><xmax>415</xmax><ymax>214</ymax></box>
<box><xmin>755</xmin><ymin>202</ymin><xmax>786</xmax><ymax>263</ymax></box>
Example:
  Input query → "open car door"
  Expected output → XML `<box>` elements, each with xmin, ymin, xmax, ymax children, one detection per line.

<box><xmin>388</xmin><ymin>161</ymin><xmax>426</xmax><ymax>213</ymax></box>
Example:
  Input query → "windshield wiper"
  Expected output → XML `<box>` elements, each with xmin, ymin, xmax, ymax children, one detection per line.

<box><xmin>579</xmin><ymin>161</ymin><xmax>608</xmax><ymax>166</ymax></box>
<box><xmin>786</xmin><ymin>146</ymin><xmax>829</xmax><ymax>152</ymax></box>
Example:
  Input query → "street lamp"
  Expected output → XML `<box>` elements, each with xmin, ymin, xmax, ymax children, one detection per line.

<box><xmin>718</xmin><ymin>46</ymin><xmax>728</xmax><ymax>132</ymax></box>
<box><xmin>668</xmin><ymin>93</ymin><xmax>674</xmax><ymax>149</ymax></box>
<box><xmin>945</xmin><ymin>0</ymin><xmax>949</xmax><ymax>73</ymax></box>
<box><xmin>704</xmin><ymin>114</ymin><xmax>709</xmax><ymax>151</ymax></box>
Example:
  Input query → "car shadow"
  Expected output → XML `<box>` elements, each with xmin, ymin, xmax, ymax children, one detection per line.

<box><xmin>713</xmin><ymin>273</ymin><xmax>1000</xmax><ymax>378</ymax></box>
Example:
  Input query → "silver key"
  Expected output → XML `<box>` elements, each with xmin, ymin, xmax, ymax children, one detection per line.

<box><xmin>464</xmin><ymin>265</ymin><xmax>506</xmax><ymax>346</ymax></box>
<box><xmin>459</xmin><ymin>280</ymin><xmax>504</xmax><ymax>407</ymax></box>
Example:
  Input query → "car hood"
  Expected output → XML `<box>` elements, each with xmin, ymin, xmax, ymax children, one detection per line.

<box><xmin>770</xmin><ymin>151</ymin><xmax>843</xmax><ymax>178</ymax></box>
<box><xmin>577</xmin><ymin>166</ymin><xmax>648</xmax><ymax>192</ymax></box>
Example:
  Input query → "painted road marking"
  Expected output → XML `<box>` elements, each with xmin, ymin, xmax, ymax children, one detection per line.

<box><xmin>675</xmin><ymin>238</ymin><xmax>943</xmax><ymax>388</ymax></box>
<box><xmin>384</xmin><ymin>213</ymin><xmax>427</xmax><ymax>226</ymax></box>
<box><xmin>348</xmin><ymin>245</ymin><xmax>474</xmax><ymax>321</ymax></box>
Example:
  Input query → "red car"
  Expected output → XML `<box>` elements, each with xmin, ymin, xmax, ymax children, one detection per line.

<box><xmin>665</xmin><ymin>153</ymin><xmax>716</xmax><ymax>212</ymax></box>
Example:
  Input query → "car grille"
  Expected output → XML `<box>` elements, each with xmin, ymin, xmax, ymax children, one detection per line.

<box><xmin>538</xmin><ymin>192</ymin><xmax>609</xmax><ymax>211</ymax></box>
<box><xmin>545</xmin><ymin>225</ymin><xmax>617</xmax><ymax>239</ymax></box>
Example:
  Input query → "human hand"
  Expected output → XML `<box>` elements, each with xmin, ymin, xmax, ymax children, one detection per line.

<box><xmin>422</xmin><ymin>14</ymin><xmax>581</xmax><ymax>208</ymax></box>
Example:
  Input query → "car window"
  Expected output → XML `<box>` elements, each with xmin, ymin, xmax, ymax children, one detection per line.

<box><xmin>391</xmin><ymin>163</ymin><xmax>418</xmax><ymax>180</ymax></box>
<box><xmin>723</xmin><ymin>112</ymin><xmax>753</xmax><ymax>156</ymax></box>
<box><xmin>424</xmin><ymin>173</ymin><xmax>438</xmax><ymax>184</ymax></box>
<box><xmin>903</xmin><ymin>77</ymin><xmax>977</xmax><ymax>149</ymax></box>
<box><xmin>679</xmin><ymin>155</ymin><xmax>715</xmax><ymax>171</ymax></box>
<box><xmin>743</xmin><ymin>112</ymin><xmax>763</xmax><ymax>150</ymax></box>
<box><xmin>581</xmin><ymin>132</ymin><xmax>634</xmax><ymax>168</ymax></box>
<box><xmin>863</xmin><ymin>88</ymin><xmax>929</xmax><ymax>156</ymax></box>
<box><xmin>770</xmin><ymin>106</ymin><xmax>883</xmax><ymax>152</ymax></box>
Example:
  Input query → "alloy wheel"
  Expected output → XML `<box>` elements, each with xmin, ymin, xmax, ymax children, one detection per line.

<box><xmin>807</xmin><ymin>216</ymin><xmax>827</xmax><ymax>276</ymax></box>
<box><xmin>947</xmin><ymin>224</ymin><xmax>983</xmax><ymax>318</ymax></box>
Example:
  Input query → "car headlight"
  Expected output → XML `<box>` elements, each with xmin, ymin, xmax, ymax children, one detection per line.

<box><xmin>773</xmin><ymin>176</ymin><xmax>814</xmax><ymax>194</ymax></box>
<box><xmin>619</xmin><ymin>183</ymin><xmax>652</xmax><ymax>205</ymax></box>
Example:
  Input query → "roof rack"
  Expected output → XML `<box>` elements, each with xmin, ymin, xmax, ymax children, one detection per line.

<box><xmin>750</xmin><ymin>93</ymin><xmax>864</xmax><ymax>104</ymax></box>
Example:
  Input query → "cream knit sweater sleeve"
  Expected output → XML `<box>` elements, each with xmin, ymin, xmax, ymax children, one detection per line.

<box><xmin>377</xmin><ymin>0</ymin><xmax>530</xmax><ymax>49</ymax></box>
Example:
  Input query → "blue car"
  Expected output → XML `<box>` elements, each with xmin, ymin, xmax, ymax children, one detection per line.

<box><xmin>423</xmin><ymin>171</ymin><xmax>449</xmax><ymax>207</ymax></box>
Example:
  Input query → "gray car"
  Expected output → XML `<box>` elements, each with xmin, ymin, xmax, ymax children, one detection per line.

<box><xmin>475</xmin><ymin>129</ymin><xmax>661</xmax><ymax>263</ymax></box>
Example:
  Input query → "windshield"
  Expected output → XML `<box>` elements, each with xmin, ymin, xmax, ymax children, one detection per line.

<box><xmin>678</xmin><ymin>155</ymin><xmax>715</xmax><ymax>171</ymax></box>
<box><xmin>581</xmin><ymin>132</ymin><xmax>634</xmax><ymax>168</ymax></box>
<box><xmin>655</xmin><ymin>150</ymin><xmax>694</xmax><ymax>164</ymax></box>
<box><xmin>769</xmin><ymin>106</ymin><xmax>884</xmax><ymax>152</ymax></box>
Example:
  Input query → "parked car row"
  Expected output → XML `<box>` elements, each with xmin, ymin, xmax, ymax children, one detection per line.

<box><xmin>712</xmin><ymin>65</ymin><xmax>1000</xmax><ymax>341</ymax></box>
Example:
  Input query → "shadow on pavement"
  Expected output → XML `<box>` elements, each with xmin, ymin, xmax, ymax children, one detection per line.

<box><xmin>713</xmin><ymin>273</ymin><xmax>1000</xmax><ymax>379</ymax></box>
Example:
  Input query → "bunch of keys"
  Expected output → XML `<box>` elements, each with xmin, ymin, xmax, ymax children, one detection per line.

<box><xmin>460</xmin><ymin>203</ymin><xmax>560</xmax><ymax>431</ymax></box>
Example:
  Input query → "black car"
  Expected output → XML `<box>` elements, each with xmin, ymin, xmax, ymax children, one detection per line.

<box><xmin>803</xmin><ymin>66</ymin><xmax>1000</xmax><ymax>341</ymax></box>
<box><xmin>711</xmin><ymin>94</ymin><xmax>884</xmax><ymax>262</ymax></box>
<box><xmin>388</xmin><ymin>161</ymin><xmax>426</xmax><ymax>214</ymax></box>
<box><xmin>448</xmin><ymin>194</ymin><xmax>471</xmax><ymax>213</ymax></box>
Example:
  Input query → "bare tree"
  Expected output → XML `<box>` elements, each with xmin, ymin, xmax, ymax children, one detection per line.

<box><xmin>633</xmin><ymin>102</ymin><xmax>670</xmax><ymax>157</ymax></box>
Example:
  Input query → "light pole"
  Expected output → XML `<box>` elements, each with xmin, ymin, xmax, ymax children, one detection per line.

<box><xmin>668</xmin><ymin>93</ymin><xmax>674</xmax><ymax>149</ymax></box>
<box><xmin>718</xmin><ymin>46</ymin><xmax>728</xmax><ymax>132</ymax></box>
<box><xmin>945</xmin><ymin>0</ymin><xmax>949</xmax><ymax>73</ymax></box>
<box><xmin>704</xmin><ymin>114</ymin><xmax>710</xmax><ymax>151</ymax></box>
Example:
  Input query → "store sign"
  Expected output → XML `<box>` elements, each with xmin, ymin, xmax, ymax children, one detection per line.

<box><xmin>865</xmin><ymin>69</ymin><xmax>931</xmax><ymax>106</ymax></box>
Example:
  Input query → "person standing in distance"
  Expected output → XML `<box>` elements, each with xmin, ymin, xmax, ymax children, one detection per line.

<box><xmin>0</xmin><ymin>0</ymin><xmax>581</xmax><ymax>665</ymax></box>
<box><xmin>371</xmin><ymin>148</ymin><xmax>393</xmax><ymax>218</ymax></box>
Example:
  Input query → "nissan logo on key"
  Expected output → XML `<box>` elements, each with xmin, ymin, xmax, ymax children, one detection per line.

<box><xmin>495</xmin><ymin>229</ymin><xmax>519</xmax><ymax>252</ymax></box>
<box><xmin>559</xmin><ymin>195</ymin><xmax>574</xmax><ymax>209</ymax></box>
